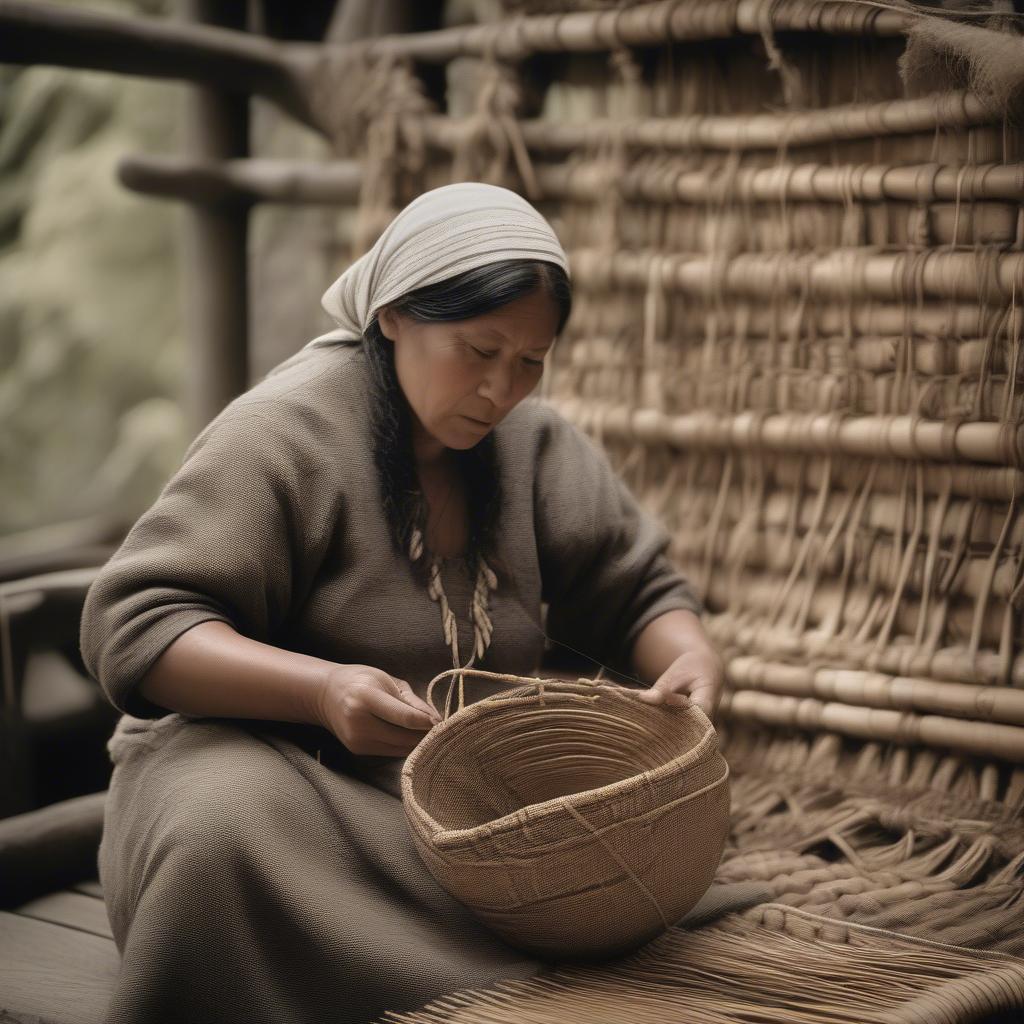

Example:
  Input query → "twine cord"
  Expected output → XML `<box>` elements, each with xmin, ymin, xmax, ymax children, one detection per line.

<box><xmin>559</xmin><ymin>798</ymin><xmax>672</xmax><ymax>930</ymax></box>
<box><xmin>411</xmin><ymin>526</ymin><xmax>499</xmax><ymax>701</ymax></box>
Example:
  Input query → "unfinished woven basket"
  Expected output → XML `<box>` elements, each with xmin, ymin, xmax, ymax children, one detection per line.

<box><xmin>400</xmin><ymin>668</ymin><xmax>731</xmax><ymax>961</ymax></box>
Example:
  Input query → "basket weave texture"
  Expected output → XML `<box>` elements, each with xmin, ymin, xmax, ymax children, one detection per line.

<box><xmin>400</xmin><ymin>670</ymin><xmax>731</xmax><ymax>961</ymax></box>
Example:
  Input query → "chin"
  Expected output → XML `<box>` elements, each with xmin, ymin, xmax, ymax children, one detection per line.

<box><xmin>438</xmin><ymin>417</ymin><xmax>494</xmax><ymax>449</ymax></box>
<box><xmin>446</xmin><ymin>434</ymin><xmax>486</xmax><ymax>450</ymax></box>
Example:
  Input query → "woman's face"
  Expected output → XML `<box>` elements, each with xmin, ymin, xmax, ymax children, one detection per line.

<box><xmin>378</xmin><ymin>287</ymin><xmax>561</xmax><ymax>456</ymax></box>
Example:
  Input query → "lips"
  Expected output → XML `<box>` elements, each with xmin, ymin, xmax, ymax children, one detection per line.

<box><xmin>464</xmin><ymin>415</ymin><xmax>493</xmax><ymax>427</ymax></box>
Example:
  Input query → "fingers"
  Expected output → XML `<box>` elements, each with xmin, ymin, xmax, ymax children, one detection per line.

<box><xmin>392</xmin><ymin>677</ymin><xmax>442</xmax><ymax>725</ymax></box>
<box><xmin>323</xmin><ymin>667</ymin><xmax>448</xmax><ymax>757</ymax></box>
<box><xmin>663</xmin><ymin>691</ymin><xmax>694</xmax><ymax>709</ymax></box>
<box><xmin>635</xmin><ymin>680</ymin><xmax>712</xmax><ymax>717</ymax></box>
<box><xmin>340</xmin><ymin>691</ymin><xmax>435</xmax><ymax>754</ymax></box>
<box><xmin>688</xmin><ymin>682</ymin><xmax>720</xmax><ymax>721</ymax></box>
<box><xmin>360</xmin><ymin>685</ymin><xmax>437</xmax><ymax>733</ymax></box>
<box><xmin>634</xmin><ymin>687</ymin><xmax>664</xmax><ymax>704</ymax></box>
<box><xmin>359</xmin><ymin>670</ymin><xmax>438</xmax><ymax>728</ymax></box>
<box><xmin>635</xmin><ymin>681</ymin><xmax>680</xmax><ymax>705</ymax></box>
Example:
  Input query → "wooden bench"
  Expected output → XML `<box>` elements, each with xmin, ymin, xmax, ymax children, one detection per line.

<box><xmin>0</xmin><ymin>792</ymin><xmax>117</xmax><ymax>1024</ymax></box>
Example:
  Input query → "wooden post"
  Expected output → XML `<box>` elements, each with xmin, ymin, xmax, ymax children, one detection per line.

<box><xmin>178</xmin><ymin>0</ymin><xmax>249</xmax><ymax>435</ymax></box>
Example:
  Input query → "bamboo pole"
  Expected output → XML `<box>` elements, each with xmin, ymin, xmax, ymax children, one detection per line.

<box><xmin>332</xmin><ymin>0</ymin><xmax>910</xmax><ymax>62</ymax></box>
<box><xmin>704</xmin><ymin>575</ymin><xmax>1010</xmax><ymax>650</ymax></box>
<box><xmin>741</xmin><ymin>491</ymin><xmax>1012</xmax><ymax>549</ymax></box>
<box><xmin>544</xmin><ymin>161</ymin><xmax>1024</xmax><ymax>204</ymax></box>
<box><xmin>422</xmin><ymin>92</ymin><xmax>1002</xmax><ymax>153</ymax></box>
<box><xmin>764</xmin><ymin>457</ymin><xmax>1024</xmax><ymax>503</ymax></box>
<box><xmin>718</xmin><ymin>689</ymin><xmax>1024</xmax><ymax>762</ymax></box>
<box><xmin>770</xmin><ymin>459</ymin><xmax>1024</xmax><ymax>504</ymax></box>
<box><xmin>619</xmin><ymin>303</ymin><xmax>1021</xmax><ymax>340</ymax></box>
<box><xmin>566</xmin><ymin>333</ymin><xmax>1021</xmax><ymax>378</ymax></box>
<box><xmin>727</xmin><ymin>656</ymin><xmax>1024</xmax><ymax>726</ymax></box>
<box><xmin>567</xmin><ymin>248</ymin><xmax>1024</xmax><ymax>302</ymax></box>
<box><xmin>606</xmin><ymin>437</ymin><xmax>1024</xmax><ymax>501</ymax></box>
<box><xmin>556</xmin><ymin>400</ymin><xmax>1024</xmax><ymax>467</ymax></box>
<box><xmin>707</xmin><ymin>611</ymin><xmax>1024</xmax><ymax>688</ymax></box>
<box><xmin>671</xmin><ymin>529</ymin><xmax>1018</xmax><ymax>604</ymax></box>
<box><xmin>117</xmin><ymin>155</ymin><xmax>1024</xmax><ymax>208</ymax></box>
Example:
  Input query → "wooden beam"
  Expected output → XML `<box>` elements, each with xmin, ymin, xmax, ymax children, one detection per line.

<box><xmin>347</xmin><ymin>0</ymin><xmax>910</xmax><ymax>62</ymax></box>
<box><xmin>421</xmin><ymin>92</ymin><xmax>1002</xmax><ymax>154</ymax></box>
<box><xmin>178</xmin><ymin>0</ymin><xmax>249</xmax><ymax>435</ymax></box>
<box><xmin>542</xmin><ymin>161</ymin><xmax>1024</xmax><ymax>204</ymax></box>
<box><xmin>118</xmin><ymin>155</ymin><xmax>362</xmax><ymax>205</ymax></box>
<box><xmin>118</xmin><ymin>154</ymin><xmax>1024</xmax><ymax>206</ymax></box>
<box><xmin>727</xmin><ymin>657</ymin><xmax>1024</xmax><ymax>726</ymax></box>
<box><xmin>568</xmin><ymin>247</ymin><xmax>1024</xmax><ymax>303</ymax></box>
<box><xmin>718</xmin><ymin>689</ymin><xmax>1024</xmax><ymax>763</ymax></box>
<box><xmin>0</xmin><ymin>0</ymin><xmax>316</xmax><ymax>126</ymax></box>
<box><xmin>555</xmin><ymin>400</ymin><xmax>1024</xmax><ymax>468</ymax></box>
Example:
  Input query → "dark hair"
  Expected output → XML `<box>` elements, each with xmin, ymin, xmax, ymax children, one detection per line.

<box><xmin>363</xmin><ymin>259</ymin><xmax>572</xmax><ymax>579</ymax></box>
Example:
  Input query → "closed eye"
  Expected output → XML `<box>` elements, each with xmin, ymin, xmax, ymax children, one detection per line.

<box><xmin>470</xmin><ymin>344</ymin><xmax>498</xmax><ymax>359</ymax></box>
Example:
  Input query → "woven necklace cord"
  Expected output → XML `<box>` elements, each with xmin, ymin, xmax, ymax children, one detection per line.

<box><xmin>410</xmin><ymin>525</ymin><xmax>499</xmax><ymax>716</ymax></box>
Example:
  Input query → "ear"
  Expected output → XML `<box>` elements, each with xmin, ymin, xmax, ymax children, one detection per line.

<box><xmin>377</xmin><ymin>306</ymin><xmax>397</xmax><ymax>341</ymax></box>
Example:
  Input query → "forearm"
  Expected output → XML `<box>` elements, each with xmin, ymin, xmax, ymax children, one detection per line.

<box><xmin>631</xmin><ymin>608</ymin><xmax>715</xmax><ymax>684</ymax></box>
<box><xmin>137</xmin><ymin>620</ymin><xmax>329</xmax><ymax>727</ymax></box>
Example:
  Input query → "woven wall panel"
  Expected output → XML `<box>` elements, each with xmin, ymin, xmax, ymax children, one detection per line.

<box><xmin>333</xmin><ymin>6</ymin><xmax>1023</xmax><ymax>764</ymax></box>
<box><xmin>306</xmin><ymin>4</ymin><xmax>1024</xmax><ymax>991</ymax></box>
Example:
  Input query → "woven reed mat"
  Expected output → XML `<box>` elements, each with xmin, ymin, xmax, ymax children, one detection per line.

<box><xmin>377</xmin><ymin>904</ymin><xmax>1024</xmax><ymax>1023</ymax></box>
<box><xmin>375</xmin><ymin>722</ymin><xmax>1024</xmax><ymax>1023</ymax></box>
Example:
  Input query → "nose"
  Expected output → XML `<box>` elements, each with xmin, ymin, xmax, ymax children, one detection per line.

<box><xmin>478</xmin><ymin>359</ymin><xmax>516</xmax><ymax>408</ymax></box>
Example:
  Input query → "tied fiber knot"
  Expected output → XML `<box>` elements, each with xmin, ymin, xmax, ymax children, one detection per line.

<box><xmin>308</xmin><ymin>51</ymin><xmax>434</xmax><ymax>159</ymax></box>
<box><xmin>451</xmin><ymin>57</ymin><xmax>540</xmax><ymax>198</ymax></box>
<box><xmin>312</xmin><ymin>52</ymin><xmax>435</xmax><ymax>255</ymax></box>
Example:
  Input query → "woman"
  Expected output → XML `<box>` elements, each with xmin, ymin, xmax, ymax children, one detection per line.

<box><xmin>81</xmin><ymin>182</ymin><xmax>725</xmax><ymax>1024</ymax></box>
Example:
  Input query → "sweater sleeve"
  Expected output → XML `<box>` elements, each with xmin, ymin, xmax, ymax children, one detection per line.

<box><xmin>80</xmin><ymin>402</ymin><xmax>336</xmax><ymax>719</ymax></box>
<box><xmin>532</xmin><ymin>405</ymin><xmax>704</xmax><ymax>674</ymax></box>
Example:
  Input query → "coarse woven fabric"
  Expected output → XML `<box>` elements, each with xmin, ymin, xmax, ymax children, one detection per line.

<box><xmin>306</xmin><ymin>181</ymin><xmax>570</xmax><ymax>348</ymax></box>
<box><xmin>96</xmin><ymin>709</ymin><xmax>766</xmax><ymax>1024</ymax></box>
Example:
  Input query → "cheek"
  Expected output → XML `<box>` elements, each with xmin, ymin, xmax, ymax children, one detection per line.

<box><xmin>451</xmin><ymin>364</ymin><xmax>486</xmax><ymax>408</ymax></box>
<box><xmin>513</xmin><ymin>369</ymin><xmax>543</xmax><ymax>404</ymax></box>
<box><xmin>416</xmin><ymin>349</ymin><xmax>479</xmax><ymax>420</ymax></box>
<box><xmin>393</xmin><ymin>345</ymin><xmax>423</xmax><ymax>401</ymax></box>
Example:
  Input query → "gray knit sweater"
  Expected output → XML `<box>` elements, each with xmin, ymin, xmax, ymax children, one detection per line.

<box><xmin>80</xmin><ymin>343</ymin><xmax>703</xmax><ymax>722</ymax></box>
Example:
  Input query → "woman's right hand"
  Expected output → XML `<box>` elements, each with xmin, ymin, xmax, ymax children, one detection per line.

<box><xmin>317</xmin><ymin>664</ymin><xmax>442</xmax><ymax>756</ymax></box>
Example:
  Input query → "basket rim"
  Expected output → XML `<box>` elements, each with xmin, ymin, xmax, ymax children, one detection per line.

<box><xmin>400</xmin><ymin>680</ymin><xmax>721</xmax><ymax>846</ymax></box>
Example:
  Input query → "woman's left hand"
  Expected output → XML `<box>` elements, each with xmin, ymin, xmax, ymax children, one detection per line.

<box><xmin>634</xmin><ymin>642</ymin><xmax>725</xmax><ymax>722</ymax></box>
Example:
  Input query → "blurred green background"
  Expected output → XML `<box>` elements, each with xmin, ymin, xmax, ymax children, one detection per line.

<box><xmin>0</xmin><ymin>0</ymin><xmax>187</xmax><ymax>541</ymax></box>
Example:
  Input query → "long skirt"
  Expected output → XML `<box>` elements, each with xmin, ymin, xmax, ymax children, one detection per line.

<box><xmin>98</xmin><ymin>712</ymin><xmax>544</xmax><ymax>1024</ymax></box>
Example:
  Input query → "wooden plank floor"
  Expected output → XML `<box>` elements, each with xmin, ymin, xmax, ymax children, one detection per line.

<box><xmin>0</xmin><ymin>878</ymin><xmax>118</xmax><ymax>1024</ymax></box>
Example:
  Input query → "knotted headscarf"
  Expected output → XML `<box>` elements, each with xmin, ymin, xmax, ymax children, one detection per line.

<box><xmin>305</xmin><ymin>181</ymin><xmax>571</xmax><ymax>348</ymax></box>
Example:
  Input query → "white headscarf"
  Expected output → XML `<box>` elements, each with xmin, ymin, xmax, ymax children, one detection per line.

<box><xmin>305</xmin><ymin>181</ymin><xmax>570</xmax><ymax>348</ymax></box>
